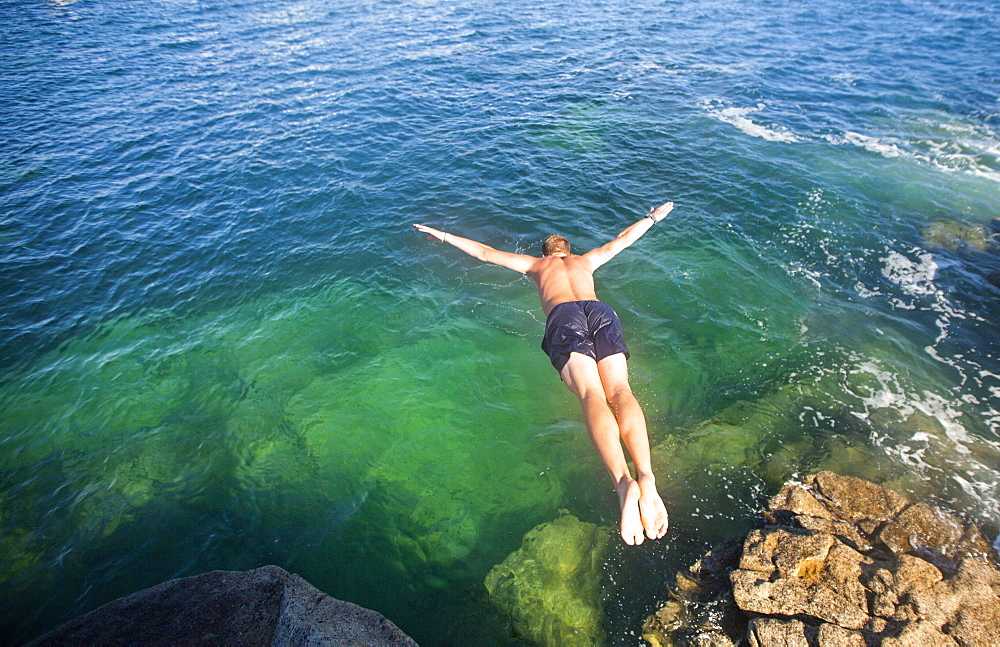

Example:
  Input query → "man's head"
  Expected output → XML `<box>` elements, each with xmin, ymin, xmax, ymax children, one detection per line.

<box><xmin>542</xmin><ymin>234</ymin><xmax>571</xmax><ymax>256</ymax></box>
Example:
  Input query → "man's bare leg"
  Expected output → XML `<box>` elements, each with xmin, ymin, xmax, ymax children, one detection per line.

<box><xmin>560</xmin><ymin>352</ymin><xmax>645</xmax><ymax>545</ymax></box>
<box><xmin>597</xmin><ymin>354</ymin><xmax>669</xmax><ymax>540</ymax></box>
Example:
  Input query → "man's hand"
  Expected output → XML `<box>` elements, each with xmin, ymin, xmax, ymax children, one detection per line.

<box><xmin>414</xmin><ymin>223</ymin><xmax>447</xmax><ymax>242</ymax></box>
<box><xmin>648</xmin><ymin>201</ymin><xmax>674</xmax><ymax>223</ymax></box>
<box><xmin>583</xmin><ymin>202</ymin><xmax>672</xmax><ymax>270</ymax></box>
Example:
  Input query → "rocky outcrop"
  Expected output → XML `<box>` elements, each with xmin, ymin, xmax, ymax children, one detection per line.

<box><xmin>643</xmin><ymin>472</ymin><xmax>1000</xmax><ymax>646</ymax></box>
<box><xmin>29</xmin><ymin>565</ymin><xmax>416</xmax><ymax>646</ymax></box>
<box><xmin>485</xmin><ymin>514</ymin><xmax>612</xmax><ymax>646</ymax></box>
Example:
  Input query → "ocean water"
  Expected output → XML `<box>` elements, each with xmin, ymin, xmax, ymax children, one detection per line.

<box><xmin>1</xmin><ymin>0</ymin><xmax>998</xmax><ymax>643</ymax></box>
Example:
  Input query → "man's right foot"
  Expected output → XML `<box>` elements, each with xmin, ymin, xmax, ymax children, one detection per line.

<box><xmin>616</xmin><ymin>478</ymin><xmax>644</xmax><ymax>545</ymax></box>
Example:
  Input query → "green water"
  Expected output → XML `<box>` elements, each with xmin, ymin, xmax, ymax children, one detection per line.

<box><xmin>0</xmin><ymin>276</ymin><xmax>599</xmax><ymax>636</ymax></box>
<box><xmin>0</xmin><ymin>246</ymin><xmax>810</xmax><ymax>633</ymax></box>
<box><xmin>5</xmin><ymin>231</ymin><xmax>993</xmax><ymax>641</ymax></box>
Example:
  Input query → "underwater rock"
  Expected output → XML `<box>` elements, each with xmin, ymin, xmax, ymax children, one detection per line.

<box><xmin>29</xmin><ymin>565</ymin><xmax>416</xmax><ymax>646</ymax></box>
<box><xmin>921</xmin><ymin>219</ymin><xmax>996</xmax><ymax>252</ymax></box>
<box><xmin>484</xmin><ymin>514</ymin><xmax>612</xmax><ymax>646</ymax></box>
<box><xmin>642</xmin><ymin>472</ymin><xmax>1000</xmax><ymax>646</ymax></box>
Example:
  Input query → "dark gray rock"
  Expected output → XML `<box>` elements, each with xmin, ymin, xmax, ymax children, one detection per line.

<box><xmin>30</xmin><ymin>565</ymin><xmax>416</xmax><ymax>646</ymax></box>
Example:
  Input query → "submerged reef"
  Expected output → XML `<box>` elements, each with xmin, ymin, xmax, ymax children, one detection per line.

<box><xmin>921</xmin><ymin>218</ymin><xmax>997</xmax><ymax>252</ymax></box>
<box><xmin>484</xmin><ymin>514</ymin><xmax>612</xmax><ymax>646</ymax></box>
<box><xmin>642</xmin><ymin>471</ymin><xmax>1000</xmax><ymax>647</ymax></box>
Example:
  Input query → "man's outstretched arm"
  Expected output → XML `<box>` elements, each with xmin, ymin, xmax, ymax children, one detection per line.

<box><xmin>413</xmin><ymin>223</ymin><xmax>536</xmax><ymax>274</ymax></box>
<box><xmin>582</xmin><ymin>201</ymin><xmax>673</xmax><ymax>270</ymax></box>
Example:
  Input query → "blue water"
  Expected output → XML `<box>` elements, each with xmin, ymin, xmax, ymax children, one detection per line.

<box><xmin>2</xmin><ymin>0</ymin><xmax>999</xmax><ymax>643</ymax></box>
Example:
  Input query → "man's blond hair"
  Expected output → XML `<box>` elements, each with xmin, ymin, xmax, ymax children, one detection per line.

<box><xmin>542</xmin><ymin>234</ymin><xmax>571</xmax><ymax>256</ymax></box>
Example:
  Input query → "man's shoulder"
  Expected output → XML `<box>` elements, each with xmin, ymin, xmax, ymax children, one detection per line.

<box><xmin>564</xmin><ymin>254</ymin><xmax>597</xmax><ymax>272</ymax></box>
<box><xmin>527</xmin><ymin>254</ymin><xmax>556</xmax><ymax>270</ymax></box>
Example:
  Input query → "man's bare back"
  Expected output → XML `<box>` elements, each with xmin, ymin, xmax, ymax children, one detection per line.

<box><xmin>526</xmin><ymin>254</ymin><xmax>600</xmax><ymax>316</ymax></box>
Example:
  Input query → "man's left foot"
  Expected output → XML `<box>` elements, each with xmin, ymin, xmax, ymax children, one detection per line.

<box><xmin>637</xmin><ymin>474</ymin><xmax>669</xmax><ymax>540</ymax></box>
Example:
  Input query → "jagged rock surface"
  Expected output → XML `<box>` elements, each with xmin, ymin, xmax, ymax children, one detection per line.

<box><xmin>29</xmin><ymin>565</ymin><xmax>417</xmax><ymax>646</ymax></box>
<box><xmin>643</xmin><ymin>471</ymin><xmax>1000</xmax><ymax>647</ymax></box>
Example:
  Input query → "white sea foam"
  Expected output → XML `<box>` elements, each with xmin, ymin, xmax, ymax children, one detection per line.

<box><xmin>701</xmin><ymin>100</ymin><xmax>800</xmax><ymax>143</ymax></box>
<box><xmin>691</xmin><ymin>62</ymin><xmax>756</xmax><ymax>76</ymax></box>
<box><xmin>823</xmin><ymin>119</ymin><xmax>1000</xmax><ymax>183</ymax></box>
<box><xmin>787</xmin><ymin>263</ymin><xmax>824</xmax><ymax>290</ymax></box>
<box><xmin>629</xmin><ymin>60</ymin><xmax>675</xmax><ymax>75</ymax></box>
<box><xmin>880</xmin><ymin>249</ymin><xmax>989</xmax><ymax>352</ymax></box>
<box><xmin>881</xmin><ymin>250</ymin><xmax>937</xmax><ymax>298</ymax></box>
<box><xmin>854</xmin><ymin>282</ymin><xmax>880</xmax><ymax>298</ymax></box>
<box><xmin>926</xmin><ymin>147</ymin><xmax>1000</xmax><ymax>184</ymax></box>
<box><xmin>830</xmin><ymin>72</ymin><xmax>857</xmax><ymax>85</ymax></box>
<box><xmin>858</xmin><ymin>249</ymin><xmax>1000</xmax><ymax>477</ymax></box>
<box><xmin>825</xmin><ymin>131</ymin><xmax>904</xmax><ymax>158</ymax></box>
<box><xmin>841</xmin><ymin>357</ymin><xmax>1000</xmax><ymax>521</ymax></box>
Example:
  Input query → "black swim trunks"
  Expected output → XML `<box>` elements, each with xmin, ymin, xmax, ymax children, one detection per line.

<box><xmin>541</xmin><ymin>300</ymin><xmax>630</xmax><ymax>373</ymax></box>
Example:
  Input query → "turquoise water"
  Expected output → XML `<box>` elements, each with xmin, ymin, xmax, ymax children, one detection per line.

<box><xmin>2</xmin><ymin>0</ymin><xmax>999</xmax><ymax>643</ymax></box>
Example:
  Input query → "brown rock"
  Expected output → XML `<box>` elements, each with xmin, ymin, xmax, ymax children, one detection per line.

<box><xmin>945</xmin><ymin>558</ymin><xmax>1000</xmax><ymax>646</ymax></box>
<box><xmin>893</xmin><ymin>554</ymin><xmax>944</xmax><ymax>594</ymax></box>
<box><xmin>958</xmin><ymin>524</ymin><xmax>997</xmax><ymax>564</ymax></box>
<box><xmin>808</xmin><ymin>471</ymin><xmax>908</xmax><ymax>524</ymax></box>
<box><xmin>864</xmin><ymin>616</ymin><xmax>890</xmax><ymax>634</ymax></box>
<box><xmin>645</xmin><ymin>472</ymin><xmax>1000</xmax><ymax>647</ymax></box>
<box><xmin>821</xmin><ymin>542</ymin><xmax>871</xmax><ymax>610</ymax></box>
<box><xmin>866</xmin><ymin>567</ymin><xmax>900</xmax><ymax>618</ymax></box>
<box><xmin>952</xmin><ymin>555</ymin><xmax>1000</xmax><ymax>590</ymax></box>
<box><xmin>906</xmin><ymin>581</ymin><xmax>962</xmax><ymax>627</ymax></box>
<box><xmin>641</xmin><ymin>600</ymin><xmax>684</xmax><ymax>647</ymax></box>
<box><xmin>863</xmin><ymin>555</ymin><xmax>943</xmax><ymax>623</ymax></box>
<box><xmin>731</xmin><ymin>569</ymin><xmax>870</xmax><ymax>629</ymax></box>
<box><xmin>877</xmin><ymin>503</ymin><xmax>965</xmax><ymax>560</ymax></box>
<box><xmin>747</xmin><ymin>617</ymin><xmax>812</xmax><ymax>647</ymax></box>
<box><xmin>690</xmin><ymin>533</ymin><xmax>745</xmax><ymax>585</ymax></box>
<box><xmin>858</xmin><ymin>519</ymin><xmax>881</xmax><ymax>536</ymax></box>
<box><xmin>796</xmin><ymin>514</ymin><xmax>873</xmax><ymax>552</ymax></box>
<box><xmin>876</xmin><ymin>503</ymin><xmax>997</xmax><ymax>577</ymax></box>
<box><xmin>738</xmin><ymin>528</ymin><xmax>833</xmax><ymax>577</ymax></box>
<box><xmin>883</xmin><ymin>556</ymin><xmax>1000</xmax><ymax>645</ymax></box>
<box><xmin>816</xmin><ymin>623</ymin><xmax>867</xmax><ymax>646</ymax></box>
<box><xmin>731</xmin><ymin>528</ymin><xmax>872</xmax><ymax>629</ymax></box>
<box><xmin>686</xmin><ymin>630</ymin><xmax>736</xmax><ymax>647</ymax></box>
<box><xmin>950</xmin><ymin>595</ymin><xmax>1000</xmax><ymax>647</ymax></box>
<box><xmin>675</xmin><ymin>570</ymin><xmax>703</xmax><ymax>598</ymax></box>
<box><xmin>882</xmin><ymin>620</ymin><xmax>957</xmax><ymax>646</ymax></box>
<box><xmin>770</xmin><ymin>482</ymin><xmax>834</xmax><ymax>520</ymax></box>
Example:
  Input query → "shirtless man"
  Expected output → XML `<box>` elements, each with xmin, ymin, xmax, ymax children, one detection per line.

<box><xmin>413</xmin><ymin>201</ymin><xmax>673</xmax><ymax>545</ymax></box>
